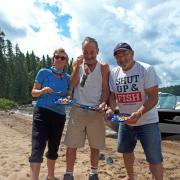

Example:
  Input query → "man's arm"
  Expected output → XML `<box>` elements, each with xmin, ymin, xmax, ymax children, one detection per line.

<box><xmin>125</xmin><ymin>85</ymin><xmax>159</xmax><ymax>124</ymax></box>
<box><xmin>106</xmin><ymin>92</ymin><xmax>117</xmax><ymax>115</ymax></box>
<box><xmin>70</xmin><ymin>56</ymin><xmax>83</xmax><ymax>88</ymax></box>
<box><xmin>138</xmin><ymin>85</ymin><xmax>159</xmax><ymax>115</ymax></box>
<box><xmin>101</xmin><ymin>63</ymin><xmax>110</xmax><ymax>103</ymax></box>
<box><xmin>99</xmin><ymin>63</ymin><xmax>110</xmax><ymax>111</ymax></box>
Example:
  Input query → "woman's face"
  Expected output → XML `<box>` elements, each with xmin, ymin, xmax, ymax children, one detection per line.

<box><xmin>53</xmin><ymin>52</ymin><xmax>68</xmax><ymax>70</ymax></box>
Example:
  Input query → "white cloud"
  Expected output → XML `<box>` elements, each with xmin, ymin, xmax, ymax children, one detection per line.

<box><xmin>0</xmin><ymin>0</ymin><xmax>180</xmax><ymax>86</ymax></box>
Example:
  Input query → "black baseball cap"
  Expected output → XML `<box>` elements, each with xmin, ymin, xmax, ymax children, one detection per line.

<box><xmin>114</xmin><ymin>42</ymin><xmax>133</xmax><ymax>56</ymax></box>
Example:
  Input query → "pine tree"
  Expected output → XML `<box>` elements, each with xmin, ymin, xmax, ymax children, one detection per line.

<box><xmin>0</xmin><ymin>31</ymin><xmax>7</xmax><ymax>98</ymax></box>
<box><xmin>65</xmin><ymin>57</ymin><xmax>73</xmax><ymax>74</ymax></box>
<box><xmin>14</xmin><ymin>44</ymin><xmax>29</xmax><ymax>103</ymax></box>
<box><xmin>46</xmin><ymin>54</ymin><xmax>52</xmax><ymax>67</ymax></box>
<box><xmin>5</xmin><ymin>39</ymin><xmax>15</xmax><ymax>100</ymax></box>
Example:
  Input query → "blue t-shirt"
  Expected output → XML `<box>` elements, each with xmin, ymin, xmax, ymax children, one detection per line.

<box><xmin>35</xmin><ymin>68</ymin><xmax>70</xmax><ymax>115</ymax></box>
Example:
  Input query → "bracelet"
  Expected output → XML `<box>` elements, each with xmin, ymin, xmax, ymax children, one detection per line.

<box><xmin>137</xmin><ymin>109</ymin><xmax>143</xmax><ymax>118</ymax></box>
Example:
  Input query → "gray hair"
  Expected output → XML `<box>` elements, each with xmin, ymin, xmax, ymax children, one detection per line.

<box><xmin>82</xmin><ymin>36</ymin><xmax>98</xmax><ymax>49</ymax></box>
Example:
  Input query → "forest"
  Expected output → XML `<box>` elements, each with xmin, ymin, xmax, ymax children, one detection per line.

<box><xmin>160</xmin><ymin>85</ymin><xmax>180</xmax><ymax>96</ymax></box>
<box><xmin>0</xmin><ymin>29</ymin><xmax>73</xmax><ymax>104</ymax></box>
<box><xmin>0</xmin><ymin>29</ymin><xmax>180</xmax><ymax>105</ymax></box>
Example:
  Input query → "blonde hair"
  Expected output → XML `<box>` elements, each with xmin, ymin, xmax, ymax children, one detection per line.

<box><xmin>53</xmin><ymin>48</ymin><xmax>69</xmax><ymax>61</ymax></box>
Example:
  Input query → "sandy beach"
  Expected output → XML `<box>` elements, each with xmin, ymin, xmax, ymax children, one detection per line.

<box><xmin>0</xmin><ymin>110</ymin><xmax>180</xmax><ymax>180</ymax></box>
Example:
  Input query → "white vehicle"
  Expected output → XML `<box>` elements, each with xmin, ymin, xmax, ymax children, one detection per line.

<box><xmin>157</xmin><ymin>92</ymin><xmax>180</xmax><ymax>134</ymax></box>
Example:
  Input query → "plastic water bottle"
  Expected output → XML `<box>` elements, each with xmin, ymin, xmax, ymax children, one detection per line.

<box><xmin>98</xmin><ymin>153</ymin><xmax>105</xmax><ymax>160</ymax></box>
<box><xmin>106</xmin><ymin>156</ymin><xmax>113</xmax><ymax>164</ymax></box>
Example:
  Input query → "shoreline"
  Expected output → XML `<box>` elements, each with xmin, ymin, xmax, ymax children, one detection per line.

<box><xmin>0</xmin><ymin>111</ymin><xmax>180</xmax><ymax>179</ymax></box>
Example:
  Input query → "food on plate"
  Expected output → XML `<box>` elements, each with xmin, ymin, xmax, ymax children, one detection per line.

<box><xmin>117</xmin><ymin>115</ymin><xmax>128</xmax><ymax>121</ymax></box>
<box><xmin>58</xmin><ymin>98</ymin><xmax>70</xmax><ymax>104</ymax></box>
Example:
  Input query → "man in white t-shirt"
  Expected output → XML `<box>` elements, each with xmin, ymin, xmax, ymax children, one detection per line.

<box><xmin>106</xmin><ymin>42</ymin><xmax>163</xmax><ymax>180</ymax></box>
<box><xmin>63</xmin><ymin>37</ymin><xmax>109</xmax><ymax>180</ymax></box>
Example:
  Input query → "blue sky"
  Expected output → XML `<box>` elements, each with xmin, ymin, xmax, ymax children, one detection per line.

<box><xmin>0</xmin><ymin>0</ymin><xmax>180</xmax><ymax>87</ymax></box>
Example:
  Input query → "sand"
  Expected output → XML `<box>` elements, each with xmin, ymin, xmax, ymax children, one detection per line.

<box><xmin>0</xmin><ymin>111</ymin><xmax>180</xmax><ymax>180</ymax></box>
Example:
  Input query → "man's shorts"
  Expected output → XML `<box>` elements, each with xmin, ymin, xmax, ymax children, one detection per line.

<box><xmin>117</xmin><ymin>122</ymin><xmax>163</xmax><ymax>164</ymax></box>
<box><xmin>64</xmin><ymin>107</ymin><xmax>105</xmax><ymax>149</ymax></box>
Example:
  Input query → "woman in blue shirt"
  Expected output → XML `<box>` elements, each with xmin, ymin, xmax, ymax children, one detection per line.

<box><xmin>29</xmin><ymin>48</ymin><xmax>71</xmax><ymax>180</ymax></box>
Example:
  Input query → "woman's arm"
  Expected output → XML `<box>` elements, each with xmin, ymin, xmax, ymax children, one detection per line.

<box><xmin>31</xmin><ymin>82</ymin><xmax>53</xmax><ymax>97</ymax></box>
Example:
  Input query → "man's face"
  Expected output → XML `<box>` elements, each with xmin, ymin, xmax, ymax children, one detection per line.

<box><xmin>114</xmin><ymin>50</ymin><xmax>134</xmax><ymax>71</ymax></box>
<box><xmin>82</xmin><ymin>41</ymin><xmax>99</xmax><ymax>65</ymax></box>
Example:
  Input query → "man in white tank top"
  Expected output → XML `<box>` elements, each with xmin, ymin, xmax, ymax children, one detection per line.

<box><xmin>63</xmin><ymin>37</ymin><xmax>109</xmax><ymax>180</ymax></box>
<box><xmin>106</xmin><ymin>42</ymin><xmax>163</xmax><ymax>180</ymax></box>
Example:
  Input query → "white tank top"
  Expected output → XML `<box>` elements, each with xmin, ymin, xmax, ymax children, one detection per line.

<box><xmin>73</xmin><ymin>62</ymin><xmax>102</xmax><ymax>106</ymax></box>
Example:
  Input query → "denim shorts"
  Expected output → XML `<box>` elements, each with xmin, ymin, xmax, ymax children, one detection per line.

<box><xmin>117</xmin><ymin>122</ymin><xmax>163</xmax><ymax>164</ymax></box>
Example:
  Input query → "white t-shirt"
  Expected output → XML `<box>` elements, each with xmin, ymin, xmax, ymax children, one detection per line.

<box><xmin>109</xmin><ymin>61</ymin><xmax>161</xmax><ymax>126</ymax></box>
<box><xmin>74</xmin><ymin>62</ymin><xmax>102</xmax><ymax>106</ymax></box>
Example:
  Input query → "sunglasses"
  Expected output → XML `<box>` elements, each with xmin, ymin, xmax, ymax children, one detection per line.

<box><xmin>54</xmin><ymin>55</ymin><xmax>67</xmax><ymax>61</ymax></box>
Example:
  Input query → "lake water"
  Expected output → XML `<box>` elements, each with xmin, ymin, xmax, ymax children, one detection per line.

<box><xmin>13</xmin><ymin>104</ymin><xmax>117</xmax><ymax>136</ymax></box>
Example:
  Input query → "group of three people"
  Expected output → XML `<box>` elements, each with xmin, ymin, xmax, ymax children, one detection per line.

<box><xmin>29</xmin><ymin>37</ymin><xmax>163</xmax><ymax>180</ymax></box>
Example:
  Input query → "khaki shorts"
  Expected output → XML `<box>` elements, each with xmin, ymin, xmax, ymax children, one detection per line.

<box><xmin>64</xmin><ymin>107</ymin><xmax>105</xmax><ymax>149</ymax></box>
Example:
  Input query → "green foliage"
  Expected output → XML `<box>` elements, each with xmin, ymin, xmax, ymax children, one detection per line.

<box><xmin>65</xmin><ymin>58</ymin><xmax>74</xmax><ymax>74</ymax></box>
<box><xmin>0</xmin><ymin>98</ymin><xmax>17</xmax><ymax>110</ymax></box>
<box><xmin>160</xmin><ymin>85</ymin><xmax>180</xmax><ymax>96</ymax></box>
<box><xmin>0</xmin><ymin>29</ymin><xmax>73</xmax><ymax>104</ymax></box>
